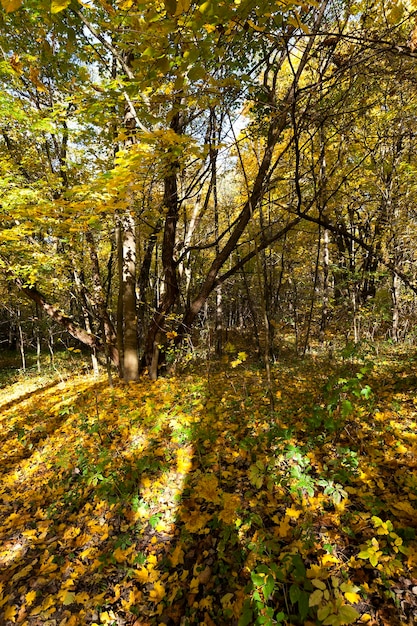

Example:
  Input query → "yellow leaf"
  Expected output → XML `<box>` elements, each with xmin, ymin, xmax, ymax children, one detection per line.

<box><xmin>246</xmin><ymin>19</ymin><xmax>265</xmax><ymax>32</ymax></box>
<box><xmin>321</xmin><ymin>553</ymin><xmax>340</xmax><ymax>565</ymax></box>
<box><xmin>198</xmin><ymin>0</ymin><xmax>210</xmax><ymax>13</ymax></box>
<box><xmin>39</xmin><ymin>595</ymin><xmax>55</xmax><ymax>611</ymax></box>
<box><xmin>58</xmin><ymin>590</ymin><xmax>76</xmax><ymax>606</ymax></box>
<box><xmin>285</xmin><ymin>506</ymin><xmax>302</xmax><ymax>519</ymax></box>
<box><xmin>113</xmin><ymin>545</ymin><xmax>133</xmax><ymax>563</ymax></box>
<box><xmin>182</xmin><ymin>509</ymin><xmax>212</xmax><ymax>533</ymax></box>
<box><xmin>110</xmin><ymin>584</ymin><xmax>121</xmax><ymax>603</ymax></box>
<box><xmin>155</xmin><ymin>519</ymin><xmax>168</xmax><ymax>532</ymax></box>
<box><xmin>340</xmin><ymin>582</ymin><xmax>361</xmax><ymax>604</ymax></box>
<box><xmin>219</xmin><ymin>493</ymin><xmax>241</xmax><ymax>525</ymax></box>
<box><xmin>100</xmin><ymin>610</ymin><xmax>117</xmax><ymax>623</ymax></box>
<box><xmin>176</xmin><ymin>449</ymin><xmax>193</xmax><ymax>473</ymax></box>
<box><xmin>75</xmin><ymin>591</ymin><xmax>90</xmax><ymax>604</ymax></box>
<box><xmin>0</xmin><ymin>0</ymin><xmax>22</xmax><ymax>11</ymax></box>
<box><xmin>392</xmin><ymin>501</ymin><xmax>416</xmax><ymax>516</ymax></box>
<box><xmin>195</xmin><ymin>474</ymin><xmax>221</xmax><ymax>504</ymax></box>
<box><xmin>274</xmin><ymin>517</ymin><xmax>291</xmax><ymax>538</ymax></box>
<box><xmin>149</xmin><ymin>581</ymin><xmax>165</xmax><ymax>603</ymax></box>
<box><xmin>4</xmin><ymin>604</ymin><xmax>17</xmax><ymax>622</ymax></box>
<box><xmin>132</xmin><ymin>567</ymin><xmax>149</xmax><ymax>583</ymax></box>
<box><xmin>307</xmin><ymin>564</ymin><xmax>327</xmax><ymax>579</ymax></box>
<box><xmin>309</xmin><ymin>589</ymin><xmax>323</xmax><ymax>607</ymax></box>
<box><xmin>170</xmin><ymin>544</ymin><xmax>185</xmax><ymax>567</ymax></box>
<box><xmin>221</xmin><ymin>592</ymin><xmax>234</xmax><ymax>608</ymax></box>
<box><xmin>344</xmin><ymin>590</ymin><xmax>361</xmax><ymax>603</ymax></box>
<box><xmin>121</xmin><ymin>588</ymin><xmax>142</xmax><ymax>611</ymax></box>
<box><xmin>25</xmin><ymin>590</ymin><xmax>37</xmax><ymax>606</ymax></box>
<box><xmin>51</xmin><ymin>0</ymin><xmax>71</xmax><ymax>12</ymax></box>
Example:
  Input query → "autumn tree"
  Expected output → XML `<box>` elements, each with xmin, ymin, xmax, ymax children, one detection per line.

<box><xmin>2</xmin><ymin>0</ymin><xmax>417</xmax><ymax>377</ymax></box>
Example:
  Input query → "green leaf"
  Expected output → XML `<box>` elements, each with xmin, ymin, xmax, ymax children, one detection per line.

<box><xmin>317</xmin><ymin>605</ymin><xmax>332</xmax><ymax>621</ymax></box>
<box><xmin>338</xmin><ymin>605</ymin><xmax>361</xmax><ymax>624</ymax></box>
<box><xmin>289</xmin><ymin>583</ymin><xmax>300</xmax><ymax>604</ymax></box>
<box><xmin>341</xmin><ymin>400</ymin><xmax>353</xmax><ymax>417</ymax></box>
<box><xmin>238</xmin><ymin>606</ymin><xmax>253</xmax><ymax>626</ymax></box>
<box><xmin>251</xmin><ymin>573</ymin><xmax>265</xmax><ymax>586</ymax></box>
<box><xmin>312</xmin><ymin>578</ymin><xmax>326</xmax><ymax>590</ymax></box>
<box><xmin>297</xmin><ymin>590</ymin><xmax>309</xmax><ymax>621</ymax></box>
<box><xmin>361</xmin><ymin>385</ymin><xmax>372</xmax><ymax>399</ymax></box>
<box><xmin>309</xmin><ymin>589</ymin><xmax>323</xmax><ymax>607</ymax></box>
<box><xmin>357</xmin><ymin>549</ymin><xmax>370</xmax><ymax>560</ymax></box>
<box><xmin>62</xmin><ymin>590</ymin><xmax>76</xmax><ymax>605</ymax></box>
<box><xmin>263</xmin><ymin>575</ymin><xmax>275</xmax><ymax>601</ymax></box>
<box><xmin>248</xmin><ymin>463</ymin><xmax>264</xmax><ymax>489</ymax></box>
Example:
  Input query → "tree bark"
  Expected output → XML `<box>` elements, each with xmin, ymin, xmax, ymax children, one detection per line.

<box><xmin>144</xmin><ymin>110</ymin><xmax>183</xmax><ymax>376</ymax></box>
<box><xmin>85</xmin><ymin>229</ymin><xmax>120</xmax><ymax>370</ymax></box>
<box><xmin>121</xmin><ymin>212</ymin><xmax>139</xmax><ymax>381</ymax></box>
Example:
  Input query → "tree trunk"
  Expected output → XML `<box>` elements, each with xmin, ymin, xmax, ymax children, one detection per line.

<box><xmin>320</xmin><ymin>228</ymin><xmax>330</xmax><ymax>340</ymax></box>
<box><xmin>392</xmin><ymin>272</ymin><xmax>400</xmax><ymax>342</ymax></box>
<box><xmin>72</xmin><ymin>265</ymin><xmax>100</xmax><ymax>377</ymax></box>
<box><xmin>17</xmin><ymin>307</ymin><xmax>26</xmax><ymax>372</ymax></box>
<box><xmin>144</xmin><ymin>111</ymin><xmax>182</xmax><ymax>374</ymax></box>
<box><xmin>121</xmin><ymin>212</ymin><xmax>139</xmax><ymax>381</ymax></box>
<box><xmin>85</xmin><ymin>229</ymin><xmax>119</xmax><ymax>371</ymax></box>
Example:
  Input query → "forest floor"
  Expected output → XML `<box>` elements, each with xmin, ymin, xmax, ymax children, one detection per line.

<box><xmin>1</xmin><ymin>343</ymin><xmax>417</xmax><ymax>626</ymax></box>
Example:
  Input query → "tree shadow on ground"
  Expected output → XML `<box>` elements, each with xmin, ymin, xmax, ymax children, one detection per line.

<box><xmin>1</xmin><ymin>350</ymin><xmax>417</xmax><ymax>625</ymax></box>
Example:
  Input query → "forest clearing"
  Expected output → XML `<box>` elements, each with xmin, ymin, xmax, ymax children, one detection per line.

<box><xmin>1</xmin><ymin>343</ymin><xmax>417</xmax><ymax>625</ymax></box>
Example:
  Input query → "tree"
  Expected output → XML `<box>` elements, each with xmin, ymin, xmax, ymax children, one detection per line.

<box><xmin>2</xmin><ymin>0</ymin><xmax>417</xmax><ymax>377</ymax></box>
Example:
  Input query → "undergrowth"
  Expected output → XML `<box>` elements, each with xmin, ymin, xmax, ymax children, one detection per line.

<box><xmin>1</xmin><ymin>344</ymin><xmax>417</xmax><ymax>625</ymax></box>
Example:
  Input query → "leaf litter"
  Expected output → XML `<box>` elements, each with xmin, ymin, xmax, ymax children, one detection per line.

<box><xmin>1</xmin><ymin>348</ymin><xmax>417</xmax><ymax>625</ymax></box>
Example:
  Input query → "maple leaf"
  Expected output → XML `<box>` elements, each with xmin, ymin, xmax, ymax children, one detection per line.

<box><xmin>25</xmin><ymin>590</ymin><xmax>36</xmax><ymax>606</ymax></box>
<box><xmin>340</xmin><ymin>582</ymin><xmax>361</xmax><ymax>604</ymax></box>
<box><xmin>182</xmin><ymin>508</ymin><xmax>212</xmax><ymax>533</ymax></box>
<box><xmin>273</xmin><ymin>517</ymin><xmax>291</xmax><ymax>538</ymax></box>
<box><xmin>74</xmin><ymin>591</ymin><xmax>89</xmax><ymax>604</ymax></box>
<box><xmin>113</xmin><ymin>545</ymin><xmax>134</xmax><ymax>563</ymax></box>
<box><xmin>285</xmin><ymin>506</ymin><xmax>302</xmax><ymax>519</ymax></box>
<box><xmin>219</xmin><ymin>493</ymin><xmax>241</xmax><ymax>525</ymax></box>
<box><xmin>132</xmin><ymin>567</ymin><xmax>149</xmax><ymax>583</ymax></box>
<box><xmin>169</xmin><ymin>544</ymin><xmax>185</xmax><ymax>567</ymax></box>
<box><xmin>149</xmin><ymin>581</ymin><xmax>165</xmax><ymax>603</ymax></box>
<box><xmin>196</xmin><ymin>474</ymin><xmax>221</xmax><ymax>504</ymax></box>
<box><xmin>58</xmin><ymin>589</ymin><xmax>76</xmax><ymax>606</ymax></box>
<box><xmin>4</xmin><ymin>604</ymin><xmax>17</xmax><ymax>622</ymax></box>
